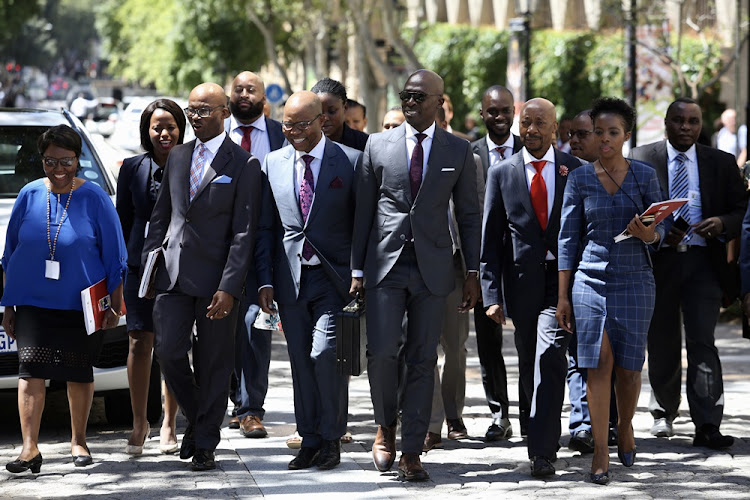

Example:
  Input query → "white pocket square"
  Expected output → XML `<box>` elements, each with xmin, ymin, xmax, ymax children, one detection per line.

<box><xmin>441</xmin><ymin>167</ymin><xmax>456</xmax><ymax>172</ymax></box>
<box><xmin>212</xmin><ymin>175</ymin><xmax>232</xmax><ymax>184</ymax></box>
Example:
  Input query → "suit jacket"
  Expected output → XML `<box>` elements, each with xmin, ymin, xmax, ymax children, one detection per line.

<box><xmin>480</xmin><ymin>149</ymin><xmax>581</xmax><ymax>320</ymax></box>
<box><xmin>340</xmin><ymin>123</ymin><xmax>369</xmax><ymax>152</ymax></box>
<box><xmin>351</xmin><ymin>124</ymin><xmax>481</xmax><ymax>297</ymax></box>
<box><xmin>630</xmin><ymin>140</ymin><xmax>748</xmax><ymax>297</ymax></box>
<box><xmin>472</xmin><ymin>134</ymin><xmax>523</xmax><ymax>180</ymax></box>
<box><xmin>117</xmin><ymin>153</ymin><xmax>157</xmax><ymax>268</ymax></box>
<box><xmin>142</xmin><ymin>135</ymin><xmax>262</xmax><ymax>299</ymax></box>
<box><xmin>449</xmin><ymin>153</ymin><xmax>486</xmax><ymax>273</ymax></box>
<box><xmin>255</xmin><ymin>140</ymin><xmax>355</xmax><ymax>303</ymax></box>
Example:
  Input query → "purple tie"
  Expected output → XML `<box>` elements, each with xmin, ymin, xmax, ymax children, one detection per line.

<box><xmin>409</xmin><ymin>133</ymin><xmax>427</xmax><ymax>201</ymax></box>
<box><xmin>299</xmin><ymin>154</ymin><xmax>315</xmax><ymax>260</ymax></box>
<box><xmin>189</xmin><ymin>143</ymin><xmax>206</xmax><ymax>201</ymax></box>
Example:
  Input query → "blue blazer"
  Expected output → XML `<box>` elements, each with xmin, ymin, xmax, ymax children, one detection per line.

<box><xmin>116</xmin><ymin>153</ymin><xmax>156</xmax><ymax>268</ymax></box>
<box><xmin>255</xmin><ymin>139</ymin><xmax>356</xmax><ymax>303</ymax></box>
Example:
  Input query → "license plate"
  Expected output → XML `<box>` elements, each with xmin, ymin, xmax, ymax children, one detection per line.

<box><xmin>0</xmin><ymin>330</ymin><xmax>17</xmax><ymax>353</ymax></box>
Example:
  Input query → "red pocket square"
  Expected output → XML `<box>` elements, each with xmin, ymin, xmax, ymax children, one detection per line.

<box><xmin>329</xmin><ymin>176</ymin><xmax>344</xmax><ymax>188</ymax></box>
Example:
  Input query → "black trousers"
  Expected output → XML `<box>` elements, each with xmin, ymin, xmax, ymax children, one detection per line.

<box><xmin>474</xmin><ymin>303</ymin><xmax>510</xmax><ymax>423</ymax></box>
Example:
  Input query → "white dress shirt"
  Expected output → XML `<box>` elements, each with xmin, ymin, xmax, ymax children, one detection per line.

<box><xmin>486</xmin><ymin>134</ymin><xmax>515</xmax><ymax>167</ymax></box>
<box><xmin>522</xmin><ymin>146</ymin><xmax>557</xmax><ymax>260</ymax></box>
<box><xmin>193</xmin><ymin>132</ymin><xmax>227</xmax><ymax>182</ymax></box>
<box><xmin>404</xmin><ymin>121</ymin><xmax>436</xmax><ymax>180</ymax></box>
<box><xmin>667</xmin><ymin>141</ymin><xmax>705</xmax><ymax>246</ymax></box>
<box><xmin>294</xmin><ymin>134</ymin><xmax>326</xmax><ymax>265</ymax></box>
<box><xmin>228</xmin><ymin>114</ymin><xmax>272</xmax><ymax>165</ymax></box>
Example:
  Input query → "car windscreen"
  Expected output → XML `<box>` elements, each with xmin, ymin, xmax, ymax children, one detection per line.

<box><xmin>0</xmin><ymin>126</ymin><xmax>109</xmax><ymax>197</ymax></box>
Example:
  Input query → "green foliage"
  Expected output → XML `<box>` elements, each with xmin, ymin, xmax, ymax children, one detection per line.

<box><xmin>0</xmin><ymin>0</ymin><xmax>42</xmax><ymax>47</ymax></box>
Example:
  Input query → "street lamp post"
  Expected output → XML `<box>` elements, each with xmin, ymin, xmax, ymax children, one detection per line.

<box><xmin>511</xmin><ymin>0</ymin><xmax>532</xmax><ymax>101</ymax></box>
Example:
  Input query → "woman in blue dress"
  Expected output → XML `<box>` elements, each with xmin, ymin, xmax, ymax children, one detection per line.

<box><xmin>556</xmin><ymin>98</ymin><xmax>668</xmax><ymax>485</ymax></box>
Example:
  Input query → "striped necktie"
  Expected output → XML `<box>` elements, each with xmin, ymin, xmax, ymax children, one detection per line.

<box><xmin>671</xmin><ymin>153</ymin><xmax>692</xmax><ymax>241</ymax></box>
<box><xmin>189</xmin><ymin>143</ymin><xmax>206</xmax><ymax>201</ymax></box>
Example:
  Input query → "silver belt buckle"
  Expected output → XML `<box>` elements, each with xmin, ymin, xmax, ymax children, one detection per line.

<box><xmin>676</xmin><ymin>243</ymin><xmax>688</xmax><ymax>253</ymax></box>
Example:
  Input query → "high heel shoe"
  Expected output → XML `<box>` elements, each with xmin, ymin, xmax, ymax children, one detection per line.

<box><xmin>618</xmin><ymin>447</ymin><xmax>637</xmax><ymax>467</ymax></box>
<box><xmin>72</xmin><ymin>445</ymin><xmax>93</xmax><ymax>467</ymax></box>
<box><xmin>6</xmin><ymin>453</ymin><xmax>43</xmax><ymax>473</ymax></box>
<box><xmin>589</xmin><ymin>470</ymin><xmax>610</xmax><ymax>485</ymax></box>
<box><xmin>125</xmin><ymin>425</ymin><xmax>150</xmax><ymax>455</ymax></box>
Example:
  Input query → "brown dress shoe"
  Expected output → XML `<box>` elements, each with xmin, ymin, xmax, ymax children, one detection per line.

<box><xmin>228</xmin><ymin>416</ymin><xmax>240</xmax><ymax>429</ymax></box>
<box><xmin>372</xmin><ymin>425</ymin><xmax>397</xmax><ymax>472</ymax></box>
<box><xmin>240</xmin><ymin>415</ymin><xmax>268</xmax><ymax>438</ymax></box>
<box><xmin>446</xmin><ymin>418</ymin><xmax>468</xmax><ymax>440</ymax></box>
<box><xmin>398</xmin><ymin>453</ymin><xmax>429</xmax><ymax>481</ymax></box>
<box><xmin>423</xmin><ymin>432</ymin><xmax>443</xmax><ymax>452</ymax></box>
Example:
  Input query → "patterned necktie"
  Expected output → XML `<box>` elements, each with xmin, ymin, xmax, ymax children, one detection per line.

<box><xmin>299</xmin><ymin>154</ymin><xmax>316</xmax><ymax>260</ymax></box>
<box><xmin>671</xmin><ymin>153</ymin><xmax>692</xmax><ymax>240</ymax></box>
<box><xmin>495</xmin><ymin>146</ymin><xmax>507</xmax><ymax>162</ymax></box>
<box><xmin>530</xmin><ymin>160</ymin><xmax>548</xmax><ymax>230</ymax></box>
<box><xmin>189</xmin><ymin>143</ymin><xmax>206</xmax><ymax>201</ymax></box>
<box><xmin>409</xmin><ymin>133</ymin><xmax>427</xmax><ymax>201</ymax></box>
<box><xmin>240</xmin><ymin>125</ymin><xmax>254</xmax><ymax>153</ymax></box>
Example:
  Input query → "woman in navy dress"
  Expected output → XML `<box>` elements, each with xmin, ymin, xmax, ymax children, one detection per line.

<box><xmin>116</xmin><ymin>99</ymin><xmax>185</xmax><ymax>455</ymax></box>
<box><xmin>556</xmin><ymin>98</ymin><xmax>669</xmax><ymax>484</ymax></box>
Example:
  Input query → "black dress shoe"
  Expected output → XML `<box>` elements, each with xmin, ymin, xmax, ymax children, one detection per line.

<box><xmin>693</xmin><ymin>425</ymin><xmax>734</xmax><ymax>449</ymax></box>
<box><xmin>191</xmin><ymin>449</ymin><xmax>216</xmax><ymax>471</ymax></box>
<box><xmin>568</xmin><ymin>429</ymin><xmax>595</xmax><ymax>454</ymax></box>
<box><xmin>180</xmin><ymin>425</ymin><xmax>196</xmax><ymax>460</ymax></box>
<box><xmin>288</xmin><ymin>447</ymin><xmax>320</xmax><ymax>470</ymax></box>
<box><xmin>608</xmin><ymin>426</ymin><xmax>618</xmax><ymax>446</ymax></box>
<box><xmin>530</xmin><ymin>456</ymin><xmax>555</xmax><ymax>477</ymax></box>
<box><xmin>316</xmin><ymin>440</ymin><xmax>341</xmax><ymax>470</ymax></box>
<box><xmin>485</xmin><ymin>418</ymin><xmax>512</xmax><ymax>442</ymax></box>
<box><xmin>73</xmin><ymin>454</ymin><xmax>93</xmax><ymax>467</ymax></box>
<box><xmin>6</xmin><ymin>453</ymin><xmax>43</xmax><ymax>473</ymax></box>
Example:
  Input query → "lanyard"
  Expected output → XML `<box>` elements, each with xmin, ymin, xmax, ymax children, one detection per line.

<box><xmin>46</xmin><ymin>179</ymin><xmax>75</xmax><ymax>261</ymax></box>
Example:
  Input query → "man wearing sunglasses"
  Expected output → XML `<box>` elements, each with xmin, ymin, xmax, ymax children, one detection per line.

<box><xmin>255</xmin><ymin>91</ymin><xmax>356</xmax><ymax>471</ymax></box>
<box><xmin>143</xmin><ymin>82</ymin><xmax>262</xmax><ymax>471</ymax></box>
<box><xmin>350</xmin><ymin>69</ymin><xmax>481</xmax><ymax>481</ymax></box>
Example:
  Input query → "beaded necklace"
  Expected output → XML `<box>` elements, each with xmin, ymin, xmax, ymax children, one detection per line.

<box><xmin>46</xmin><ymin>178</ymin><xmax>75</xmax><ymax>261</ymax></box>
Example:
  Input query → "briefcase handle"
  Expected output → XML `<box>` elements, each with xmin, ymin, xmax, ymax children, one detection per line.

<box><xmin>343</xmin><ymin>292</ymin><xmax>364</xmax><ymax>313</ymax></box>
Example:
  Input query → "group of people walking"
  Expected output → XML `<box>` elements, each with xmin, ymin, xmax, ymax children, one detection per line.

<box><xmin>1</xmin><ymin>66</ymin><xmax>745</xmax><ymax>486</ymax></box>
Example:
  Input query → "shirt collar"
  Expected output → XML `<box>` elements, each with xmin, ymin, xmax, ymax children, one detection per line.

<box><xmin>405</xmin><ymin>121</ymin><xmax>436</xmax><ymax>141</ymax></box>
<box><xmin>486</xmin><ymin>134</ymin><xmax>514</xmax><ymax>152</ymax></box>
<box><xmin>295</xmin><ymin>134</ymin><xmax>326</xmax><ymax>162</ymax></box>
<box><xmin>231</xmin><ymin>114</ymin><xmax>266</xmax><ymax>133</ymax></box>
<box><xmin>666</xmin><ymin>141</ymin><xmax>697</xmax><ymax>164</ymax></box>
<box><xmin>196</xmin><ymin>133</ymin><xmax>226</xmax><ymax>154</ymax></box>
<box><xmin>522</xmin><ymin>145</ymin><xmax>556</xmax><ymax>166</ymax></box>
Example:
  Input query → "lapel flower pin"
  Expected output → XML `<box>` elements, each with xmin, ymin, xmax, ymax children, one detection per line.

<box><xmin>558</xmin><ymin>165</ymin><xmax>569</xmax><ymax>177</ymax></box>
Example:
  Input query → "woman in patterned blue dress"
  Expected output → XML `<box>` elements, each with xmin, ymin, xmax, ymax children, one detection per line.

<box><xmin>556</xmin><ymin>98</ymin><xmax>669</xmax><ymax>485</ymax></box>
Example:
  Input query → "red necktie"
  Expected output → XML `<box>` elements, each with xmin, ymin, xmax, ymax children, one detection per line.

<box><xmin>495</xmin><ymin>146</ymin><xmax>507</xmax><ymax>159</ymax></box>
<box><xmin>409</xmin><ymin>133</ymin><xmax>427</xmax><ymax>201</ymax></box>
<box><xmin>530</xmin><ymin>160</ymin><xmax>548</xmax><ymax>230</ymax></box>
<box><xmin>240</xmin><ymin>125</ymin><xmax>254</xmax><ymax>153</ymax></box>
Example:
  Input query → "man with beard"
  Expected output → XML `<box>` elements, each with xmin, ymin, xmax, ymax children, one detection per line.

<box><xmin>470</xmin><ymin>85</ymin><xmax>522</xmax><ymax>441</ymax></box>
<box><xmin>224</xmin><ymin>71</ymin><xmax>286</xmax><ymax>440</ymax></box>
<box><xmin>481</xmin><ymin>98</ymin><xmax>580</xmax><ymax>476</ymax></box>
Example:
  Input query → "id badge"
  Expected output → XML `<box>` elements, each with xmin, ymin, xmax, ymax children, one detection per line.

<box><xmin>45</xmin><ymin>259</ymin><xmax>60</xmax><ymax>280</ymax></box>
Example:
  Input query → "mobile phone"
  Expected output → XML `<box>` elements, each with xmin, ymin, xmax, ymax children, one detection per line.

<box><xmin>672</xmin><ymin>216</ymin><xmax>690</xmax><ymax>233</ymax></box>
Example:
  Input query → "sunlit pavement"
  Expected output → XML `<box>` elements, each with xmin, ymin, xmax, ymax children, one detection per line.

<box><xmin>1</xmin><ymin>319</ymin><xmax>748</xmax><ymax>499</ymax></box>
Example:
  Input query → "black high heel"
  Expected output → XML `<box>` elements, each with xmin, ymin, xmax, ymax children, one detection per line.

<box><xmin>6</xmin><ymin>453</ymin><xmax>43</xmax><ymax>473</ymax></box>
<box><xmin>72</xmin><ymin>445</ymin><xmax>92</xmax><ymax>467</ymax></box>
<box><xmin>618</xmin><ymin>447</ymin><xmax>637</xmax><ymax>467</ymax></box>
<box><xmin>589</xmin><ymin>470</ymin><xmax>610</xmax><ymax>485</ymax></box>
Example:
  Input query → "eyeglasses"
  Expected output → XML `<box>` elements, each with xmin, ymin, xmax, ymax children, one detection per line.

<box><xmin>398</xmin><ymin>91</ymin><xmax>441</xmax><ymax>103</ymax></box>
<box><xmin>183</xmin><ymin>105</ymin><xmax>224</xmax><ymax>118</ymax></box>
<box><xmin>281</xmin><ymin>114</ymin><xmax>321</xmax><ymax>132</ymax></box>
<box><xmin>569</xmin><ymin>130</ymin><xmax>594</xmax><ymax>139</ymax></box>
<box><xmin>42</xmin><ymin>156</ymin><xmax>77</xmax><ymax>167</ymax></box>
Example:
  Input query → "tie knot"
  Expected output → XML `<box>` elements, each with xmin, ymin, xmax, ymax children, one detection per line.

<box><xmin>242</xmin><ymin>125</ymin><xmax>254</xmax><ymax>133</ymax></box>
<box><xmin>675</xmin><ymin>153</ymin><xmax>688</xmax><ymax>164</ymax></box>
<box><xmin>301</xmin><ymin>154</ymin><xmax>314</xmax><ymax>168</ymax></box>
<box><xmin>531</xmin><ymin>160</ymin><xmax>546</xmax><ymax>173</ymax></box>
<box><xmin>197</xmin><ymin>143</ymin><xmax>206</xmax><ymax>155</ymax></box>
<box><xmin>415</xmin><ymin>133</ymin><xmax>427</xmax><ymax>144</ymax></box>
<box><xmin>495</xmin><ymin>146</ymin><xmax>507</xmax><ymax>157</ymax></box>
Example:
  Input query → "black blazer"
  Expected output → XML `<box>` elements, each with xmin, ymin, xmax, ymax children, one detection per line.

<box><xmin>117</xmin><ymin>153</ymin><xmax>158</xmax><ymax>269</ymax></box>
<box><xmin>629</xmin><ymin>140</ymin><xmax>748</xmax><ymax>297</ymax></box>
<box><xmin>266</xmin><ymin>116</ymin><xmax>286</xmax><ymax>151</ymax></box>
<box><xmin>340</xmin><ymin>123</ymin><xmax>369</xmax><ymax>151</ymax></box>
<box><xmin>472</xmin><ymin>134</ymin><xmax>523</xmax><ymax>179</ymax></box>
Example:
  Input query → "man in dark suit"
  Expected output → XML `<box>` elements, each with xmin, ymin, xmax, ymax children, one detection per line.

<box><xmin>144</xmin><ymin>82</ymin><xmax>262</xmax><ymax>471</ymax></box>
<box><xmin>481</xmin><ymin>98</ymin><xmax>581</xmax><ymax>477</ymax></box>
<box><xmin>256</xmin><ymin>91</ymin><xmax>354</xmax><ymax>470</ymax></box>
<box><xmin>470</xmin><ymin>85</ymin><xmax>523</xmax><ymax>441</ymax></box>
<box><xmin>224</xmin><ymin>71</ymin><xmax>285</xmax><ymax>439</ymax></box>
<box><xmin>350</xmin><ymin>69</ymin><xmax>481</xmax><ymax>481</ymax></box>
<box><xmin>629</xmin><ymin>97</ymin><xmax>747</xmax><ymax>449</ymax></box>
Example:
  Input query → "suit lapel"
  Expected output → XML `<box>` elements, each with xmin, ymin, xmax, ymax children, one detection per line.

<box><xmin>696</xmin><ymin>144</ymin><xmax>713</xmax><ymax>217</ymax></box>
<box><xmin>416</xmin><ymin>127</ymin><xmax>448</xmax><ymax>205</ymax></box>
<box><xmin>512</xmin><ymin>155</ymin><xmax>537</xmax><ymax>224</ymax></box>
<box><xmin>178</xmin><ymin>140</ymin><xmax>197</xmax><ymax>208</ymax></box>
<box><xmin>654</xmin><ymin>141</ymin><xmax>670</xmax><ymax>193</ymax></box>
<box><xmin>189</xmin><ymin>136</ymin><xmax>231</xmax><ymax>207</ymax></box>
<box><xmin>306</xmin><ymin>141</ymin><xmax>337</xmax><ymax>228</ymax></box>
<box><xmin>388</xmin><ymin>127</ymin><xmax>411</xmax><ymax>204</ymax></box>
<box><xmin>547</xmin><ymin>151</ymin><xmax>567</xmax><ymax>229</ymax></box>
<box><xmin>279</xmin><ymin>148</ymin><xmax>305</xmax><ymax>228</ymax></box>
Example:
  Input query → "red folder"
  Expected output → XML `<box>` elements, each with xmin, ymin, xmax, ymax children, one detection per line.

<box><xmin>80</xmin><ymin>279</ymin><xmax>125</xmax><ymax>335</ymax></box>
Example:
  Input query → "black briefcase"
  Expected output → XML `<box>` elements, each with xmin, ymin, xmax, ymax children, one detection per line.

<box><xmin>336</xmin><ymin>296</ymin><xmax>367</xmax><ymax>376</ymax></box>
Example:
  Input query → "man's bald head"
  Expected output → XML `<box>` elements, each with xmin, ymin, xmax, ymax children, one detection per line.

<box><xmin>519</xmin><ymin>98</ymin><xmax>558</xmax><ymax>159</ymax></box>
<box><xmin>283</xmin><ymin>91</ymin><xmax>324</xmax><ymax>153</ymax></box>
<box><xmin>401</xmin><ymin>69</ymin><xmax>444</xmax><ymax>132</ymax></box>
<box><xmin>187</xmin><ymin>82</ymin><xmax>230</xmax><ymax>142</ymax></box>
<box><xmin>230</xmin><ymin>71</ymin><xmax>266</xmax><ymax>123</ymax></box>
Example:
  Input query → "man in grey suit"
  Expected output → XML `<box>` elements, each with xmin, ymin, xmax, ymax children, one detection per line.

<box><xmin>256</xmin><ymin>91</ymin><xmax>354</xmax><ymax>471</ymax></box>
<box><xmin>224</xmin><ymin>70</ymin><xmax>286</xmax><ymax>439</ymax></box>
<box><xmin>481</xmin><ymin>98</ymin><xmax>581</xmax><ymax>477</ymax></box>
<box><xmin>470</xmin><ymin>85</ymin><xmax>523</xmax><ymax>441</ymax></box>
<box><xmin>144</xmin><ymin>82</ymin><xmax>262</xmax><ymax>471</ymax></box>
<box><xmin>630</xmin><ymin>97</ymin><xmax>746</xmax><ymax>449</ymax></box>
<box><xmin>350</xmin><ymin>69</ymin><xmax>481</xmax><ymax>481</ymax></box>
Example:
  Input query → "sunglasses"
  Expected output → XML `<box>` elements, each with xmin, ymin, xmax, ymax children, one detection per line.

<box><xmin>42</xmin><ymin>156</ymin><xmax>77</xmax><ymax>167</ymax></box>
<box><xmin>398</xmin><ymin>91</ymin><xmax>441</xmax><ymax>103</ymax></box>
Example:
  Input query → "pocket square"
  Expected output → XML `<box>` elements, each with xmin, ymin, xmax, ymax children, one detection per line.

<box><xmin>441</xmin><ymin>167</ymin><xmax>456</xmax><ymax>172</ymax></box>
<box><xmin>212</xmin><ymin>175</ymin><xmax>232</xmax><ymax>184</ymax></box>
<box><xmin>329</xmin><ymin>176</ymin><xmax>344</xmax><ymax>188</ymax></box>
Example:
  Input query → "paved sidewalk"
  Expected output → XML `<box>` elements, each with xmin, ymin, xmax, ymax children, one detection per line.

<box><xmin>1</xmin><ymin>321</ymin><xmax>749</xmax><ymax>499</ymax></box>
